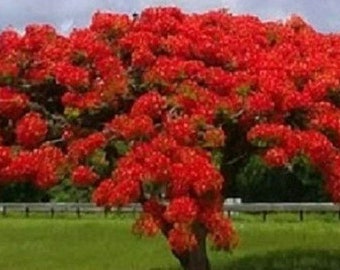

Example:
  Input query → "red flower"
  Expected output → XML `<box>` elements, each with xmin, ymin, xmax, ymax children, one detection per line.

<box><xmin>0</xmin><ymin>87</ymin><xmax>29</xmax><ymax>119</ymax></box>
<box><xmin>132</xmin><ymin>213</ymin><xmax>160</xmax><ymax>237</ymax></box>
<box><xmin>263</xmin><ymin>147</ymin><xmax>289</xmax><ymax>167</ymax></box>
<box><xmin>203</xmin><ymin>128</ymin><xmax>226</xmax><ymax>148</ymax></box>
<box><xmin>166</xmin><ymin>116</ymin><xmax>197</xmax><ymax>145</ymax></box>
<box><xmin>203</xmin><ymin>212</ymin><xmax>238</xmax><ymax>251</ymax></box>
<box><xmin>164</xmin><ymin>196</ymin><xmax>198</xmax><ymax>223</ymax></box>
<box><xmin>71</xmin><ymin>165</ymin><xmax>99</xmax><ymax>186</ymax></box>
<box><xmin>143</xmin><ymin>198</ymin><xmax>166</xmax><ymax>220</ymax></box>
<box><xmin>131</xmin><ymin>47</ymin><xmax>156</xmax><ymax>69</ymax></box>
<box><xmin>54</xmin><ymin>62</ymin><xmax>90</xmax><ymax>89</ymax></box>
<box><xmin>36</xmin><ymin>163</ymin><xmax>59</xmax><ymax>189</ymax></box>
<box><xmin>107</xmin><ymin>114</ymin><xmax>155</xmax><ymax>140</ymax></box>
<box><xmin>92</xmin><ymin>179</ymin><xmax>115</xmax><ymax>206</ymax></box>
<box><xmin>167</xmin><ymin>224</ymin><xmax>197</xmax><ymax>253</ymax></box>
<box><xmin>0</xmin><ymin>146</ymin><xmax>65</xmax><ymax>187</ymax></box>
<box><xmin>130</xmin><ymin>91</ymin><xmax>165</xmax><ymax>119</ymax></box>
<box><xmin>15</xmin><ymin>112</ymin><xmax>48</xmax><ymax>149</ymax></box>
<box><xmin>34</xmin><ymin>146</ymin><xmax>66</xmax><ymax>188</ymax></box>
<box><xmin>90</xmin><ymin>12</ymin><xmax>131</xmax><ymax>38</ymax></box>
<box><xmin>141</xmin><ymin>150</ymin><xmax>171</xmax><ymax>183</ymax></box>
<box><xmin>0</xmin><ymin>151</ymin><xmax>36</xmax><ymax>182</ymax></box>
<box><xmin>108</xmin><ymin>179</ymin><xmax>141</xmax><ymax>206</ymax></box>
<box><xmin>0</xmin><ymin>146</ymin><xmax>12</xmax><ymax>169</ymax></box>
<box><xmin>68</xmin><ymin>132</ymin><xmax>107</xmax><ymax>162</ymax></box>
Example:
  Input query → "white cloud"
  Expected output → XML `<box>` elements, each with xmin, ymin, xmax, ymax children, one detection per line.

<box><xmin>59</xmin><ymin>19</ymin><xmax>74</xmax><ymax>34</ymax></box>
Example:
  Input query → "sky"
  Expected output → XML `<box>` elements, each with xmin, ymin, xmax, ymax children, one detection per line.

<box><xmin>0</xmin><ymin>0</ymin><xmax>339</xmax><ymax>34</ymax></box>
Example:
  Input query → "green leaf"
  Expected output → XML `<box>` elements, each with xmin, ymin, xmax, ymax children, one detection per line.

<box><xmin>114</xmin><ymin>140</ymin><xmax>130</xmax><ymax>156</ymax></box>
<box><xmin>212</xmin><ymin>149</ymin><xmax>224</xmax><ymax>169</ymax></box>
<box><xmin>64</xmin><ymin>107</ymin><xmax>80</xmax><ymax>120</ymax></box>
<box><xmin>236</xmin><ymin>84</ymin><xmax>251</xmax><ymax>97</ymax></box>
<box><xmin>87</xmin><ymin>149</ymin><xmax>110</xmax><ymax>176</ymax></box>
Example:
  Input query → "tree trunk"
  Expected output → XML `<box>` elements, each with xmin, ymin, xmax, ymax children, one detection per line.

<box><xmin>173</xmin><ymin>224</ymin><xmax>211</xmax><ymax>270</ymax></box>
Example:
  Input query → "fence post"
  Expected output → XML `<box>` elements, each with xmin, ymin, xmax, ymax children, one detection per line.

<box><xmin>225</xmin><ymin>198</ymin><xmax>242</xmax><ymax>217</ymax></box>
<box><xmin>299</xmin><ymin>210</ymin><xmax>304</xmax><ymax>222</ymax></box>
<box><xmin>104</xmin><ymin>206</ymin><xmax>110</xmax><ymax>218</ymax></box>
<box><xmin>25</xmin><ymin>206</ymin><xmax>29</xmax><ymax>218</ymax></box>
<box><xmin>76</xmin><ymin>203</ymin><xmax>81</xmax><ymax>218</ymax></box>
<box><xmin>50</xmin><ymin>206</ymin><xmax>55</xmax><ymax>218</ymax></box>
<box><xmin>263</xmin><ymin>211</ymin><xmax>267</xmax><ymax>222</ymax></box>
<box><xmin>132</xmin><ymin>204</ymin><xmax>137</xmax><ymax>217</ymax></box>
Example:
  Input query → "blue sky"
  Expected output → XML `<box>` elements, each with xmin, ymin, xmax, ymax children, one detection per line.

<box><xmin>0</xmin><ymin>0</ymin><xmax>339</xmax><ymax>34</ymax></box>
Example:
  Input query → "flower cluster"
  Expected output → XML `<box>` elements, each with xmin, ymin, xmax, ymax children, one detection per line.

<box><xmin>168</xmin><ymin>224</ymin><xmax>198</xmax><ymax>254</ymax></box>
<box><xmin>106</xmin><ymin>114</ymin><xmax>155</xmax><ymax>140</ymax></box>
<box><xmin>202</xmin><ymin>212</ymin><xmax>238</xmax><ymax>251</ymax></box>
<box><xmin>15</xmin><ymin>112</ymin><xmax>48</xmax><ymax>149</ymax></box>
<box><xmin>0</xmin><ymin>87</ymin><xmax>29</xmax><ymax>119</ymax></box>
<box><xmin>130</xmin><ymin>91</ymin><xmax>166</xmax><ymax>119</ymax></box>
<box><xmin>0</xmin><ymin>145</ymin><xmax>66</xmax><ymax>188</ymax></box>
<box><xmin>0</xmin><ymin>146</ymin><xmax>12</xmax><ymax>169</ymax></box>
<box><xmin>164</xmin><ymin>196</ymin><xmax>198</xmax><ymax>223</ymax></box>
<box><xmin>71</xmin><ymin>165</ymin><xmax>99</xmax><ymax>186</ymax></box>
<box><xmin>132</xmin><ymin>213</ymin><xmax>160</xmax><ymax>237</ymax></box>
<box><xmin>67</xmin><ymin>132</ymin><xmax>107</xmax><ymax>163</ymax></box>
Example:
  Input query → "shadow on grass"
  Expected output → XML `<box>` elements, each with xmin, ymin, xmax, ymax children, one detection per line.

<box><xmin>150</xmin><ymin>249</ymin><xmax>340</xmax><ymax>270</ymax></box>
<box><xmin>219</xmin><ymin>249</ymin><xmax>340</xmax><ymax>270</ymax></box>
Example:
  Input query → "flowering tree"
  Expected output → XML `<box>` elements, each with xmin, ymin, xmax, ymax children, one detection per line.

<box><xmin>1</xmin><ymin>7</ymin><xmax>340</xmax><ymax>270</ymax></box>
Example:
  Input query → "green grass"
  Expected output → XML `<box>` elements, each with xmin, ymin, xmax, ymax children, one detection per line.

<box><xmin>0</xmin><ymin>214</ymin><xmax>339</xmax><ymax>270</ymax></box>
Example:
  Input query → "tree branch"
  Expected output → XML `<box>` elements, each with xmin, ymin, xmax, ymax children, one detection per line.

<box><xmin>28</xmin><ymin>102</ymin><xmax>68</xmax><ymax>124</ymax></box>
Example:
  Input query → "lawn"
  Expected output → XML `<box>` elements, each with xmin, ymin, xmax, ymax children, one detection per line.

<box><xmin>0</xmin><ymin>214</ymin><xmax>339</xmax><ymax>270</ymax></box>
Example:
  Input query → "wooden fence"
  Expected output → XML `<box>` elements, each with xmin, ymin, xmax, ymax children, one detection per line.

<box><xmin>1</xmin><ymin>202</ymin><xmax>340</xmax><ymax>221</ymax></box>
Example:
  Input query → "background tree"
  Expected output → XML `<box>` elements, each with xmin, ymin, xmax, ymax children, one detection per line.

<box><xmin>233</xmin><ymin>155</ymin><xmax>328</xmax><ymax>202</ymax></box>
<box><xmin>0</xmin><ymin>7</ymin><xmax>340</xmax><ymax>270</ymax></box>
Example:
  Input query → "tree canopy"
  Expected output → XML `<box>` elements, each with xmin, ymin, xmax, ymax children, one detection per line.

<box><xmin>0</xmin><ymin>7</ymin><xmax>340</xmax><ymax>270</ymax></box>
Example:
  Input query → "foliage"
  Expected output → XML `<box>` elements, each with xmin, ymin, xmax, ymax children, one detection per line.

<box><xmin>0</xmin><ymin>182</ymin><xmax>49</xmax><ymax>202</ymax></box>
<box><xmin>0</xmin><ymin>7</ymin><xmax>340</xmax><ymax>269</ymax></box>
<box><xmin>234</xmin><ymin>155</ymin><xmax>329</xmax><ymax>202</ymax></box>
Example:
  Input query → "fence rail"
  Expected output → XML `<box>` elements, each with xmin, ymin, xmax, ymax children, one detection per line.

<box><xmin>1</xmin><ymin>202</ymin><xmax>340</xmax><ymax>221</ymax></box>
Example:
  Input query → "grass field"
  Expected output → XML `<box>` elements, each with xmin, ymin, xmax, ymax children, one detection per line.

<box><xmin>0</xmin><ymin>214</ymin><xmax>339</xmax><ymax>270</ymax></box>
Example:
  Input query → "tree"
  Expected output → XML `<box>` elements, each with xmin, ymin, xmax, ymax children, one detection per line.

<box><xmin>233</xmin><ymin>155</ymin><xmax>329</xmax><ymax>202</ymax></box>
<box><xmin>0</xmin><ymin>7</ymin><xmax>340</xmax><ymax>270</ymax></box>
